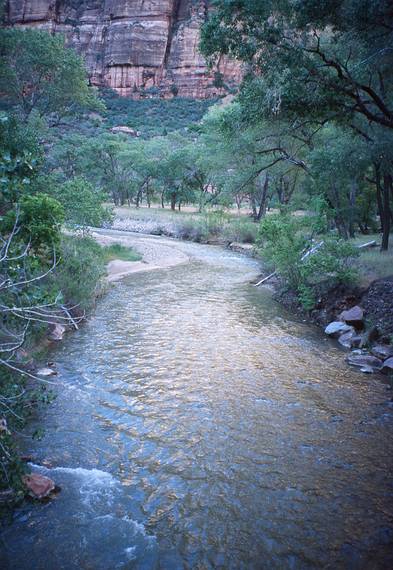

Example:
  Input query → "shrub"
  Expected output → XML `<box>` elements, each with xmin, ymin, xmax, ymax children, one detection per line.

<box><xmin>176</xmin><ymin>218</ymin><xmax>208</xmax><ymax>242</ymax></box>
<box><xmin>52</xmin><ymin>177</ymin><xmax>113</xmax><ymax>229</ymax></box>
<box><xmin>258</xmin><ymin>214</ymin><xmax>359</xmax><ymax>309</ymax></box>
<box><xmin>224</xmin><ymin>218</ymin><xmax>258</xmax><ymax>243</ymax></box>
<box><xmin>102</xmin><ymin>242</ymin><xmax>142</xmax><ymax>262</ymax></box>
<box><xmin>3</xmin><ymin>193</ymin><xmax>65</xmax><ymax>250</ymax></box>
<box><xmin>53</xmin><ymin>235</ymin><xmax>106</xmax><ymax>310</ymax></box>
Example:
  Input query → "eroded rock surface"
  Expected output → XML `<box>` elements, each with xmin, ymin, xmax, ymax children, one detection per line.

<box><xmin>6</xmin><ymin>0</ymin><xmax>241</xmax><ymax>98</ymax></box>
<box><xmin>23</xmin><ymin>473</ymin><xmax>55</xmax><ymax>499</ymax></box>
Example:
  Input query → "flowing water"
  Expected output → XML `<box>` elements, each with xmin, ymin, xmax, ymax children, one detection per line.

<box><xmin>1</xmin><ymin>237</ymin><xmax>393</xmax><ymax>569</ymax></box>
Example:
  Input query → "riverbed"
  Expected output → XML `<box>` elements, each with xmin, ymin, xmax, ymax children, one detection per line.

<box><xmin>1</xmin><ymin>234</ymin><xmax>393</xmax><ymax>569</ymax></box>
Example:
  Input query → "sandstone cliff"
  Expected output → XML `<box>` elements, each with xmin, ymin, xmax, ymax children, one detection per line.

<box><xmin>6</xmin><ymin>0</ymin><xmax>241</xmax><ymax>98</ymax></box>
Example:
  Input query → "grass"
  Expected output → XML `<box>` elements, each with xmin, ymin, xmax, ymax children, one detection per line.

<box><xmin>113</xmin><ymin>205</ymin><xmax>259</xmax><ymax>243</ymax></box>
<box><xmin>347</xmin><ymin>232</ymin><xmax>393</xmax><ymax>285</ymax></box>
<box><xmin>102</xmin><ymin>243</ymin><xmax>142</xmax><ymax>262</ymax></box>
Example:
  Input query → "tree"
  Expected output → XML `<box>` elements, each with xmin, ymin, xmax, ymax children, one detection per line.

<box><xmin>51</xmin><ymin>177</ymin><xmax>113</xmax><ymax>230</ymax></box>
<box><xmin>0</xmin><ymin>28</ymin><xmax>103</xmax><ymax>123</ymax></box>
<box><xmin>201</xmin><ymin>0</ymin><xmax>393</xmax><ymax>248</ymax></box>
<box><xmin>201</xmin><ymin>1</ymin><xmax>393</xmax><ymax>131</ymax></box>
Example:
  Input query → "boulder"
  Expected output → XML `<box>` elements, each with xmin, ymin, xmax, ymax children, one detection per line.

<box><xmin>36</xmin><ymin>367</ymin><xmax>57</xmax><ymax>377</ymax></box>
<box><xmin>48</xmin><ymin>324</ymin><xmax>66</xmax><ymax>342</ymax></box>
<box><xmin>381</xmin><ymin>357</ymin><xmax>393</xmax><ymax>375</ymax></box>
<box><xmin>338</xmin><ymin>330</ymin><xmax>355</xmax><ymax>349</ymax></box>
<box><xmin>324</xmin><ymin>321</ymin><xmax>353</xmax><ymax>337</ymax></box>
<box><xmin>23</xmin><ymin>473</ymin><xmax>55</xmax><ymax>499</ymax></box>
<box><xmin>339</xmin><ymin>305</ymin><xmax>364</xmax><ymax>328</ymax></box>
<box><xmin>346</xmin><ymin>353</ymin><xmax>383</xmax><ymax>372</ymax></box>
<box><xmin>371</xmin><ymin>345</ymin><xmax>393</xmax><ymax>360</ymax></box>
<box><xmin>349</xmin><ymin>335</ymin><xmax>363</xmax><ymax>349</ymax></box>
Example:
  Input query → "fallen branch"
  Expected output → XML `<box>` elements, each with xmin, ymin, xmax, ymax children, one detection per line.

<box><xmin>254</xmin><ymin>271</ymin><xmax>277</xmax><ymax>286</ymax></box>
<box><xmin>357</xmin><ymin>240</ymin><xmax>378</xmax><ymax>249</ymax></box>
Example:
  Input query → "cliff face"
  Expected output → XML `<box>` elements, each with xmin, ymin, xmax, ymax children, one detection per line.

<box><xmin>6</xmin><ymin>0</ymin><xmax>241</xmax><ymax>98</ymax></box>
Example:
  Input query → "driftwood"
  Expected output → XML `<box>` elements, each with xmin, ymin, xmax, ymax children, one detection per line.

<box><xmin>254</xmin><ymin>240</ymin><xmax>324</xmax><ymax>287</ymax></box>
<box><xmin>254</xmin><ymin>271</ymin><xmax>277</xmax><ymax>287</ymax></box>
<box><xmin>357</xmin><ymin>240</ymin><xmax>378</xmax><ymax>249</ymax></box>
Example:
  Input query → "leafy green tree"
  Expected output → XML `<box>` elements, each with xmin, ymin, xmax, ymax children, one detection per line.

<box><xmin>0</xmin><ymin>28</ymin><xmax>103</xmax><ymax>123</ymax></box>
<box><xmin>201</xmin><ymin>0</ymin><xmax>393</xmax><ymax>131</ymax></box>
<box><xmin>52</xmin><ymin>177</ymin><xmax>112</xmax><ymax>229</ymax></box>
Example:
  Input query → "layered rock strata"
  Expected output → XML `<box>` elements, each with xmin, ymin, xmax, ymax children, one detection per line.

<box><xmin>6</xmin><ymin>0</ymin><xmax>241</xmax><ymax>98</ymax></box>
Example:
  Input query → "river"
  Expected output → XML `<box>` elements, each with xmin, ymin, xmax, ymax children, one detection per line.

<box><xmin>1</xmin><ymin>235</ymin><xmax>393</xmax><ymax>569</ymax></box>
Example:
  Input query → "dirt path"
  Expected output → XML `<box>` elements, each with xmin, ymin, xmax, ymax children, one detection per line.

<box><xmin>91</xmin><ymin>228</ymin><xmax>190</xmax><ymax>282</ymax></box>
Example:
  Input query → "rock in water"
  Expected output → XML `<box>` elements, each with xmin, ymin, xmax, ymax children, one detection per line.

<box><xmin>324</xmin><ymin>322</ymin><xmax>353</xmax><ymax>337</ymax></box>
<box><xmin>36</xmin><ymin>367</ymin><xmax>57</xmax><ymax>377</ymax></box>
<box><xmin>23</xmin><ymin>473</ymin><xmax>55</xmax><ymax>499</ymax></box>
<box><xmin>48</xmin><ymin>324</ymin><xmax>66</xmax><ymax>341</ymax></box>
<box><xmin>339</xmin><ymin>305</ymin><xmax>364</xmax><ymax>328</ymax></box>
<box><xmin>346</xmin><ymin>353</ymin><xmax>383</xmax><ymax>372</ymax></box>
<box><xmin>381</xmin><ymin>357</ymin><xmax>393</xmax><ymax>374</ymax></box>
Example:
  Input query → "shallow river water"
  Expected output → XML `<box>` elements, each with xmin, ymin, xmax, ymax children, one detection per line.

<box><xmin>1</xmin><ymin>237</ymin><xmax>393</xmax><ymax>569</ymax></box>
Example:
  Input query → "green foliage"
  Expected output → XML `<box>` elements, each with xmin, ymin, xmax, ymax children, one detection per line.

<box><xmin>223</xmin><ymin>218</ymin><xmax>258</xmax><ymax>244</ymax></box>
<box><xmin>53</xmin><ymin>235</ymin><xmax>106</xmax><ymax>310</ymax></box>
<box><xmin>258</xmin><ymin>214</ymin><xmax>359</xmax><ymax>308</ymax></box>
<box><xmin>51</xmin><ymin>177</ymin><xmax>113</xmax><ymax>229</ymax></box>
<box><xmin>0</xmin><ymin>114</ymin><xmax>43</xmax><ymax>211</ymax></box>
<box><xmin>102</xmin><ymin>242</ymin><xmax>142</xmax><ymax>262</ymax></box>
<box><xmin>3</xmin><ymin>193</ymin><xmax>65</xmax><ymax>250</ymax></box>
<box><xmin>0</xmin><ymin>28</ymin><xmax>103</xmax><ymax>121</ymax></box>
<box><xmin>101</xmin><ymin>90</ymin><xmax>216</xmax><ymax>137</ymax></box>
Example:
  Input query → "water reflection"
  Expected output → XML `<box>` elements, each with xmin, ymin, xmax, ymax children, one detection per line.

<box><xmin>1</xmin><ymin>240</ymin><xmax>393</xmax><ymax>569</ymax></box>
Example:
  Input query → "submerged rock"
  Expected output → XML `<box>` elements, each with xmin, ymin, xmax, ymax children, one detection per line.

<box><xmin>346</xmin><ymin>353</ymin><xmax>383</xmax><ymax>372</ymax></box>
<box><xmin>48</xmin><ymin>324</ymin><xmax>66</xmax><ymax>341</ymax></box>
<box><xmin>36</xmin><ymin>367</ymin><xmax>57</xmax><ymax>377</ymax></box>
<box><xmin>339</xmin><ymin>305</ymin><xmax>364</xmax><ymax>328</ymax></box>
<box><xmin>23</xmin><ymin>473</ymin><xmax>55</xmax><ymax>499</ymax></box>
<box><xmin>325</xmin><ymin>321</ymin><xmax>353</xmax><ymax>337</ymax></box>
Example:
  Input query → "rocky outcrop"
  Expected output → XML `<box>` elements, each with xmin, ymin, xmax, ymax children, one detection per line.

<box><xmin>6</xmin><ymin>0</ymin><xmax>241</xmax><ymax>98</ymax></box>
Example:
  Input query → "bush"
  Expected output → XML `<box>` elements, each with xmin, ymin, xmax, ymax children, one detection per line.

<box><xmin>102</xmin><ymin>243</ymin><xmax>142</xmax><ymax>262</ymax></box>
<box><xmin>3</xmin><ymin>193</ymin><xmax>65</xmax><ymax>250</ymax></box>
<box><xmin>52</xmin><ymin>177</ymin><xmax>113</xmax><ymax>229</ymax></box>
<box><xmin>176</xmin><ymin>218</ymin><xmax>208</xmax><ymax>242</ymax></box>
<box><xmin>258</xmin><ymin>214</ymin><xmax>359</xmax><ymax>309</ymax></box>
<box><xmin>224</xmin><ymin>218</ymin><xmax>258</xmax><ymax>243</ymax></box>
<box><xmin>53</xmin><ymin>235</ymin><xmax>106</xmax><ymax>310</ymax></box>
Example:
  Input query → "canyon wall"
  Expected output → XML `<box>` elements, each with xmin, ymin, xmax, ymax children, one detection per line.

<box><xmin>6</xmin><ymin>0</ymin><xmax>241</xmax><ymax>98</ymax></box>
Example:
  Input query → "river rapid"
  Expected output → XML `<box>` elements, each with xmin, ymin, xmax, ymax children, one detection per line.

<box><xmin>1</xmin><ymin>235</ymin><xmax>393</xmax><ymax>569</ymax></box>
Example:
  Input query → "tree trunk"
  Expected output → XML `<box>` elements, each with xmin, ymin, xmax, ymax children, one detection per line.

<box><xmin>348</xmin><ymin>180</ymin><xmax>357</xmax><ymax>238</ymax></box>
<box><xmin>161</xmin><ymin>190</ymin><xmax>165</xmax><ymax>208</ymax></box>
<box><xmin>381</xmin><ymin>173</ymin><xmax>392</xmax><ymax>251</ymax></box>
<box><xmin>250</xmin><ymin>193</ymin><xmax>258</xmax><ymax>221</ymax></box>
<box><xmin>256</xmin><ymin>175</ymin><xmax>269</xmax><ymax>220</ymax></box>
<box><xmin>170</xmin><ymin>192</ymin><xmax>176</xmax><ymax>211</ymax></box>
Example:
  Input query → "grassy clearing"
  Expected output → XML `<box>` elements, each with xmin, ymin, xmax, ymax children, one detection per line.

<box><xmin>345</xmin><ymin>233</ymin><xmax>393</xmax><ymax>285</ymax></box>
<box><xmin>102</xmin><ymin>243</ymin><xmax>142</xmax><ymax>262</ymax></box>
<box><xmin>355</xmin><ymin>248</ymin><xmax>393</xmax><ymax>285</ymax></box>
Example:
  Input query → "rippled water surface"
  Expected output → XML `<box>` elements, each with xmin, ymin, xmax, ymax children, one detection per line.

<box><xmin>1</xmin><ymin>238</ymin><xmax>393</xmax><ymax>569</ymax></box>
